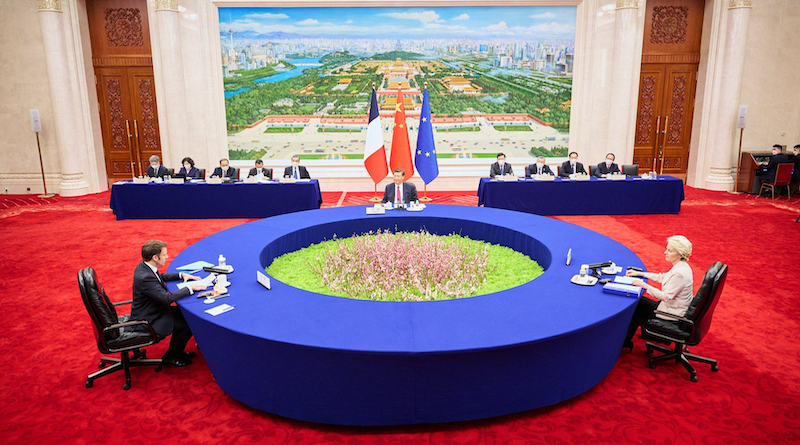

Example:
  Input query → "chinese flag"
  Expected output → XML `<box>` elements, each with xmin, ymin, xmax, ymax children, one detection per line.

<box><xmin>389</xmin><ymin>89</ymin><xmax>414</xmax><ymax>179</ymax></box>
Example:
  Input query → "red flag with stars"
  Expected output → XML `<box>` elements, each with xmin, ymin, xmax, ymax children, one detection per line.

<box><xmin>389</xmin><ymin>89</ymin><xmax>414</xmax><ymax>179</ymax></box>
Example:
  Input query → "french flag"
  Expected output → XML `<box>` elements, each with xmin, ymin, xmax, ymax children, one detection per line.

<box><xmin>363</xmin><ymin>88</ymin><xmax>388</xmax><ymax>184</ymax></box>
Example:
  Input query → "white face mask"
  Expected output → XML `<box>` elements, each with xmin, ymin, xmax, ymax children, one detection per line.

<box><xmin>222</xmin><ymin>165</ymin><xmax>229</xmax><ymax>170</ymax></box>
<box><xmin>794</xmin><ymin>150</ymin><xmax>799</xmax><ymax>156</ymax></box>
<box><xmin>498</xmin><ymin>160</ymin><xmax>505</xmax><ymax>166</ymax></box>
<box><xmin>292</xmin><ymin>161</ymin><xmax>299</xmax><ymax>167</ymax></box>
<box><xmin>570</xmin><ymin>159</ymin><xmax>576</xmax><ymax>165</ymax></box>
<box><xmin>151</xmin><ymin>164</ymin><xmax>160</xmax><ymax>169</ymax></box>
<box><xmin>536</xmin><ymin>162</ymin><xmax>544</xmax><ymax>168</ymax></box>
<box><xmin>606</xmin><ymin>160</ymin><xmax>613</xmax><ymax>166</ymax></box>
<box><xmin>184</xmin><ymin>164</ymin><xmax>191</xmax><ymax>170</ymax></box>
<box><xmin>772</xmin><ymin>150</ymin><xmax>779</xmax><ymax>156</ymax></box>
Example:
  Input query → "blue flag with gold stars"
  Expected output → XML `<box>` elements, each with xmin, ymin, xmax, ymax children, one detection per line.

<box><xmin>415</xmin><ymin>88</ymin><xmax>438</xmax><ymax>184</ymax></box>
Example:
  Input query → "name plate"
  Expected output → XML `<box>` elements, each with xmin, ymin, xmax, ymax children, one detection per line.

<box><xmin>574</xmin><ymin>175</ymin><xmax>591</xmax><ymax>181</ymax></box>
<box><xmin>132</xmin><ymin>177</ymin><xmax>149</xmax><ymax>184</ymax></box>
<box><xmin>495</xmin><ymin>175</ymin><xmax>517</xmax><ymax>182</ymax></box>
<box><xmin>366</xmin><ymin>206</ymin><xmax>386</xmax><ymax>215</ymax></box>
<box><xmin>537</xmin><ymin>175</ymin><xmax>556</xmax><ymax>181</ymax></box>
<box><xmin>207</xmin><ymin>177</ymin><xmax>223</xmax><ymax>184</ymax></box>
<box><xmin>243</xmin><ymin>176</ymin><xmax>258</xmax><ymax>184</ymax></box>
<box><xmin>279</xmin><ymin>177</ymin><xmax>296</xmax><ymax>184</ymax></box>
<box><xmin>169</xmin><ymin>178</ymin><xmax>184</xmax><ymax>185</ymax></box>
<box><xmin>609</xmin><ymin>174</ymin><xmax>627</xmax><ymax>181</ymax></box>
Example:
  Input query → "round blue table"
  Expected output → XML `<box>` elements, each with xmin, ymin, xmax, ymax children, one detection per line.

<box><xmin>170</xmin><ymin>205</ymin><xmax>644</xmax><ymax>426</ymax></box>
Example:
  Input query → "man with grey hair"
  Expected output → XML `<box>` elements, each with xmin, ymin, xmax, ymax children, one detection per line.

<box><xmin>146</xmin><ymin>155</ymin><xmax>169</xmax><ymax>178</ymax></box>
<box><xmin>526</xmin><ymin>156</ymin><xmax>554</xmax><ymax>177</ymax></box>
<box><xmin>212</xmin><ymin>158</ymin><xmax>238</xmax><ymax>180</ymax></box>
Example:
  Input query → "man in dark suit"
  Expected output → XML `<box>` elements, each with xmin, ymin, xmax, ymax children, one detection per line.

<box><xmin>560</xmin><ymin>151</ymin><xmax>587</xmax><ymax>177</ymax></box>
<box><xmin>212</xmin><ymin>158</ymin><xmax>238</xmax><ymax>180</ymax></box>
<box><xmin>489</xmin><ymin>152</ymin><xmax>514</xmax><ymax>178</ymax></box>
<box><xmin>283</xmin><ymin>155</ymin><xmax>311</xmax><ymax>179</ymax></box>
<box><xmin>382</xmin><ymin>168</ymin><xmax>418</xmax><ymax>205</ymax></box>
<box><xmin>526</xmin><ymin>156</ymin><xmax>554</xmax><ymax>177</ymax></box>
<box><xmin>248</xmin><ymin>159</ymin><xmax>273</xmax><ymax>179</ymax></box>
<box><xmin>758</xmin><ymin>144</ymin><xmax>790</xmax><ymax>184</ymax></box>
<box><xmin>146</xmin><ymin>155</ymin><xmax>169</xmax><ymax>178</ymax></box>
<box><xmin>790</xmin><ymin>144</ymin><xmax>800</xmax><ymax>181</ymax></box>
<box><xmin>594</xmin><ymin>152</ymin><xmax>621</xmax><ymax>177</ymax></box>
<box><xmin>130</xmin><ymin>240</ymin><xmax>208</xmax><ymax>367</ymax></box>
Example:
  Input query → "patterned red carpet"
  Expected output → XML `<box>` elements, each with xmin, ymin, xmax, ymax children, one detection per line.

<box><xmin>1</xmin><ymin>188</ymin><xmax>799</xmax><ymax>444</ymax></box>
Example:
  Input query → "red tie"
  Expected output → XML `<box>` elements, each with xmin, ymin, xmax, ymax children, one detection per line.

<box><xmin>396</xmin><ymin>185</ymin><xmax>401</xmax><ymax>204</ymax></box>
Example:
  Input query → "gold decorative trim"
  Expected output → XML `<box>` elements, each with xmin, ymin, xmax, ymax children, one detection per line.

<box><xmin>729</xmin><ymin>0</ymin><xmax>752</xmax><ymax>8</ymax></box>
<box><xmin>92</xmin><ymin>56</ymin><xmax>153</xmax><ymax>67</ymax></box>
<box><xmin>155</xmin><ymin>0</ymin><xmax>179</xmax><ymax>11</ymax></box>
<box><xmin>616</xmin><ymin>0</ymin><xmax>639</xmax><ymax>9</ymax></box>
<box><xmin>38</xmin><ymin>0</ymin><xmax>61</xmax><ymax>12</ymax></box>
<box><xmin>642</xmin><ymin>54</ymin><xmax>701</xmax><ymax>64</ymax></box>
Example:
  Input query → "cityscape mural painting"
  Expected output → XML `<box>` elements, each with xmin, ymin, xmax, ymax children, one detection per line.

<box><xmin>220</xmin><ymin>7</ymin><xmax>576</xmax><ymax>161</ymax></box>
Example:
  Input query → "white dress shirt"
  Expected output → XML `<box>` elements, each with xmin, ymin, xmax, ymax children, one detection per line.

<box><xmin>145</xmin><ymin>262</ymin><xmax>192</xmax><ymax>295</ymax></box>
<box><xmin>642</xmin><ymin>261</ymin><xmax>693</xmax><ymax>318</ymax></box>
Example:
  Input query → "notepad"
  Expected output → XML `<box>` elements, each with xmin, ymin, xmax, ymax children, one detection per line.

<box><xmin>613</xmin><ymin>276</ymin><xmax>637</xmax><ymax>285</ymax></box>
<box><xmin>176</xmin><ymin>260</ymin><xmax>214</xmax><ymax>273</ymax></box>
<box><xmin>204</xmin><ymin>303</ymin><xmax>234</xmax><ymax>316</ymax></box>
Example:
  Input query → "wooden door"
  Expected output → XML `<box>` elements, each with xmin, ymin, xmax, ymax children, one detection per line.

<box><xmin>634</xmin><ymin>0</ymin><xmax>704</xmax><ymax>176</ymax></box>
<box><xmin>87</xmin><ymin>0</ymin><xmax>159</xmax><ymax>185</ymax></box>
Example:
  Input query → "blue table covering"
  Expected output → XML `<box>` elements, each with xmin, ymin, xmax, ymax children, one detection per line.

<box><xmin>168</xmin><ymin>205</ymin><xmax>645</xmax><ymax>425</ymax></box>
<box><xmin>109</xmin><ymin>180</ymin><xmax>322</xmax><ymax>220</ymax></box>
<box><xmin>476</xmin><ymin>176</ymin><xmax>684</xmax><ymax>215</ymax></box>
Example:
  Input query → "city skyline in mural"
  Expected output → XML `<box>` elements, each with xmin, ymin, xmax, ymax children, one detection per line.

<box><xmin>219</xmin><ymin>6</ymin><xmax>576</xmax><ymax>162</ymax></box>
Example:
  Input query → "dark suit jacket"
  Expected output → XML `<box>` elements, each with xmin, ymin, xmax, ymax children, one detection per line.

<box><xmin>283</xmin><ymin>165</ymin><xmax>311</xmax><ymax>179</ymax></box>
<box><xmin>760</xmin><ymin>154</ymin><xmax>790</xmax><ymax>183</ymax></box>
<box><xmin>560</xmin><ymin>161</ymin><xmax>587</xmax><ymax>177</ymax></box>
<box><xmin>147</xmin><ymin>165</ymin><xmax>169</xmax><ymax>178</ymax></box>
<box><xmin>594</xmin><ymin>162</ymin><xmax>621</xmax><ymax>176</ymax></box>
<box><xmin>129</xmin><ymin>262</ymin><xmax>191</xmax><ymax>338</ymax></box>
<box><xmin>382</xmin><ymin>182</ymin><xmax>418</xmax><ymax>204</ymax></box>
<box><xmin>178</xmin><ymin>166</ymin><xmax>201</xmax><ymax>179</ymax></box>
<box><xmin>525</xmin><ymin>164</ymin><xmax>553</xmax><ymax>177</ymax></box>
<box><xmin>792</xmin><ymin>155</ymin><xmax>800</xmax><ymax>181</ymax></box>
<box><xmin>489</xmin><ymin>162</ymin><xmax>514</xmax><ymax>178</ymax></box>
<box><xmin>249</xmin><ymin>167</ymin><xmax>273</xmax><ymax>179</ymax></box>
<box><xmin>212</xmin><ymin>166</ymin><xmax>238</xmax><ymax>179</ymax></box>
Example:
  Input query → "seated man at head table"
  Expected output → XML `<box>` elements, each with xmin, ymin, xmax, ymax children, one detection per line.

<box><xmin>382</xmin><ymin>168</ymin><xmax>418</xmax><ymax>205</ymax></box>
<box><xmin>129</xmin><ymin>240</ymin><xmax>209</xmax><ymax>367</ymax></box>
<box><xmin>178</xmin><ymin>157</ymin><xmax>202</xmax><ymax>179</ymax></box>
<box><xmin>594</xmin><ymin>152</ymin><xmax>621</xmax><ymax>177</ymax></box>
<box><xmin>248</xmin><ymin>159</ymin><xmax>273</xmax><ymax>179</ymax></box>
<box><xmin>560</xmin><ymin>151</ymin><xmax>588</xmax><ymax>177</ymax></box>
<box><xmin>146</xmin><ymin>155</ymin><xmax>169</xmax><ymax>178</ymax></box>
<box><xmin>211</xmin><ymin>158</ymin><xmax>238</xmax><ymax>180</ymax></box>
<box><xmin>283</xmin><ymin>155</ymin><xmax>311</xmax><ymax>179</ymax></box>
<box><xmin>790</xmin><ymin>144</ymin><xmax>800</xmax><ymax>182</ymax></box>
<box><xmin>489</xmin><ymin>152</ymin><xmax>514</xmax><ymax>178</ymax></box>
<box><xmin>526</xmin><ymin>156</ymin><xmax>554</xmax><ymax>177</ymax></box>
<box><xmin>756</xmin><ymin>144</ymin><xmax>790</xmax><ymax>185</ymax></box>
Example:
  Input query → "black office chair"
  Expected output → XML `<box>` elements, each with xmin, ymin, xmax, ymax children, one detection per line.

<box><xmin>197</xmin><ymin>168</ymin><xmax>206</xmax><ymax>180</ymax></box>
<box><xmin>623</xmin><ymin>164</ymin><xmax>639</xmax><ymax>176</ymax></box>
<box><xmin>643</xmin><ymin>261</ymin><xmax>728</xmax><ymax>382</ymax></box>
<box><xmin>79</xmin><ymin>267</ymin><xmax>162</xmax><ymax>390</ymax></box>
<box><xmin>165</xmin><ymin>168</ymin><xmax>174</xmax><ymax>177</ymax></box>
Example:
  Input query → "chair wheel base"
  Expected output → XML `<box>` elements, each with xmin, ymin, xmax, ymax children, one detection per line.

<box><xmin>648</xmin><ymin>362</ymin><xmax>656</xmax><ymax>369</ymax></box>
<box><xmin>123</xmin><ymin>383</ymin><xmax>130</xmax><ymax>390</ymax></box>
<box><xmin>712</xmin><ymin>364</ymin><xmax>719</xmax><ymax>372</ymax></box>
<box><xmin>86</xmin><ymin>380</ymin><xmax>93</xmax><ymax>388</ymax></box>
<box><xmin>690</xmin><ymin>375</ymin><xmax>698</xmax><ymax>382</ymax></box>
<box><xmin>155</xmin><ymin>365</ymin><xmax>163</xmax><ymax>372</ymax></box>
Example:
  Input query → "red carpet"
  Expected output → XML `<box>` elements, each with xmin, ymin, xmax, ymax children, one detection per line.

<box><xmin>1</xmin><ymin>189</ymin><xmax>799</xmax><ymax>444</ymax></box>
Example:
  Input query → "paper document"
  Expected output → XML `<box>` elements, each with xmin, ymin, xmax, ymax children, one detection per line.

<box><xmin>613</xmin><ymin>276</ymin><xmax>637</xmax><ymax>285</ymax></box>
<box><xmin>176</xmin><ymin>260</ymin><xmax>214</xmax><ymax>273</ymax></box>
<box><xmin>177</xmin><ymin>273</ymin><xmax>215</xmax><ymax>289</ymax></box>
<box><xmin>204</xmin><ymin>304</ymin><xmax>234</xmax><ymax>316</ymax></box>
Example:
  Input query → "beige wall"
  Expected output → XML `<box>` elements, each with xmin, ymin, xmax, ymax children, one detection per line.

<box><xmin>0</xmin><ymin>1</ymin><xmax>59</xmax><ymax>194</ymax></box>
<box><xmin>739</xmin><ymin>0</ymin><xmax>800</xmax><ymax>153</ymax></box>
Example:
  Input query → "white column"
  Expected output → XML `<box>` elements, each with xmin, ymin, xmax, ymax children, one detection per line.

<box><xmin>606</xmin><ymin>0</ymin><xmax>642</xmax><ymax>164</ymax></box>
<box><xmin>703</xmin><ymin>0</ymin><xmax>752</xmax><ymax>190</ymax></box>
<box><xmin>154</xmin><ymin>0</ymin><xmax>189</xmax><ymax>168</ymax></box>
<box><xmin>38</xmin><ymin>0</ymin><xmax>90</xmax><ymax>196</ymax></box>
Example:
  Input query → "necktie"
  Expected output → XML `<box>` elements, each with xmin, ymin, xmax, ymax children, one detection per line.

<box><xmin>501</xmin><ymin>165</ymin><xmax>504</xmax><ymax>176</ymax></box>
<box><xmin>396</xmin><ymin>185</ymin><xmax>401</xmax><ymax>204</ymax></box>
<box><xmin>538</xmin><ymin>167</ymin><xmax>542</xmax><ymax>175</ymax></box>
<box><xmin>294</xmin><ymin>167</ymin><xmax>299</xmax><ymax>179</ymax></box>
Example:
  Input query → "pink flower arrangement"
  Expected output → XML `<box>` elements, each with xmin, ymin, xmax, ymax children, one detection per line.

<box><xmin>309</xmin><ymin>230</ymin><xmax>495</xmax><ymax>301</ymax></box>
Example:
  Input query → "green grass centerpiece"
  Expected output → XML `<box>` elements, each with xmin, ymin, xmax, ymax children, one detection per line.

<box><xmin>266</xmin><ymin>230</ymin><xmax>544</xmax><ymax>302</ymax></box>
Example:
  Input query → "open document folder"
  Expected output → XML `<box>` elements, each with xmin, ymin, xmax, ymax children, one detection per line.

<box><xmin>176</xmin><ymin>273</ymin><xmax>215</xmax><ymax>290</ymax></box>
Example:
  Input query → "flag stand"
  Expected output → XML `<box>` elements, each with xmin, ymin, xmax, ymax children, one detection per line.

<box><xmin>369</xmin><ymin>183</ymin><xmax>382</xmax><ymax>202</ymax></box>
<box><xmin>419</xmin><ymin>183</ymin><xmax>433</xmax><ymax>202</ymax></box>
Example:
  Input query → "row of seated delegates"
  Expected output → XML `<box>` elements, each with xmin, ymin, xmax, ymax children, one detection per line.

<box><xmin>757</xmin><ymin>144</ymin><xmax>799</xmax><ymax>186</ymax></box>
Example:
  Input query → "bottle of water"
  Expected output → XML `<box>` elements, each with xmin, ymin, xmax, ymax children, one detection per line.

<box><xmin>218</xmin><ymin>254</ymin><xmax>226</xmax><ymax>267</ymax></box>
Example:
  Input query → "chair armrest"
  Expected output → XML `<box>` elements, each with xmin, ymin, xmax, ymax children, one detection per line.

<box><xmin>100</xmin><ymin>320</ymin><xmax>158</xmax><ymax>352</ymax></box>
<box><xmin>644</xmin><ymin>311</ymin><xmax>696</xmax><ymax>343</ymax></box>
<box><xmin>652</xmin><ymin>310</ymin><xmax>694</xmax><ymax>326</ymax></box>
<box><xmin>112</xmin><ymin>299</ymin><xmax>133</xmax><ymax>307</ymax></box>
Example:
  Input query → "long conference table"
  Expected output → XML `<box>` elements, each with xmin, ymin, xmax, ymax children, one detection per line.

<box><xmin>477</xmin><ymin>175</ymin><xmax>684</xmax><ymax>215</ymax></box>
<box><xmin>109</xmin><ymin>180</ymin><xmax>323</xmax><ymax>220</ymax></box>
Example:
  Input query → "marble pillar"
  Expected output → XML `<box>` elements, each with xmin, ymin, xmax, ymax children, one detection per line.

<box><xmin>703</xmin><ymin>0</ymin><xmax>752</xmax><ymax>190</ymax></box>
<box><xmin>37</xmin><ymin>0</ymin><xmax>90</xmax><ymax>196</ymax></box>
<box><xmin>606</xmin><ymin>0</ymin><xmax>642</xmax><ymax>164</ymax></box>
<box><xmin>154</xmin><ymin>0</ymin><xmax>189</xmax><ymax>168</ymax></box>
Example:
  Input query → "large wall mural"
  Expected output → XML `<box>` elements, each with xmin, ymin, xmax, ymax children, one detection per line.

<box><xmin>219</xmin><ymin>6</ymin><xmax>576</xmax><ymax>161</ymax></box>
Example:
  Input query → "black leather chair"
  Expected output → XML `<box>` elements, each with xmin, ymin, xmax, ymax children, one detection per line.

<box><xmin>79</xmin><ymin>267</ymin><xmax>162</xmax><ymax>390</ymax></box>
<box><xmin>197</xmin><ymin>168</ymin><xmax>206</xmax><ymax>180</ymax></box>
<box><xmin>643</xmin><ymin>261</ymin><xmax>728</xmax><ymax>382</ymax></box>
<box><xmin>622</xmin><ymin>164</ymin><xmax>639</xmax><ymax>176</ymax></box>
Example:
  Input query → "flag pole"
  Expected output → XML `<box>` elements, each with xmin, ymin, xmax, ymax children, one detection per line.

<box><xmin>369</xmin><ymin>182</ymin><xmax>382</xmax><ymax>202</ymax></box>
<box><xmin>420</xmin><ymin>183</ymin><xmax>433</xmax><ymax>202</ymax></box>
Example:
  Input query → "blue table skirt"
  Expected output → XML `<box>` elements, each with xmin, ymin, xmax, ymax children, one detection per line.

<box><xmin>477</xmin><ymin>176</ymin><xmax>684</xmax><ymax>215</ymax></box>
<box><xmin>169</xmin><ymin>205</ymin><xmax>644</xmax><ymax>426</ymax></box>
<box><xmin>109</xmin><ymin>180</ymin><xmax>322</xmax><ymax>220</ymax></box>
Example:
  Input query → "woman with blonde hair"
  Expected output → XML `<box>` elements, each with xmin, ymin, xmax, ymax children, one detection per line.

<box><xmin>623</xmin><ymin>235</ymin><xmax>694</xmax><ymax>351</ymax></box>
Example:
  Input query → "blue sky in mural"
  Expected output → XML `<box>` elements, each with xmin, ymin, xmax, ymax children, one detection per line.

<box><xmin>220</xmin><ymin>7</ymin><xmax>576</xmax><ymax>40</ymax></box>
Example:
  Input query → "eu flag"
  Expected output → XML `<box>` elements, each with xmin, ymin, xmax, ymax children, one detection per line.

<box><xmin>415</xmin><ymin>88</ymin><xmax>439</xmax><ymax>184</ymax></box>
